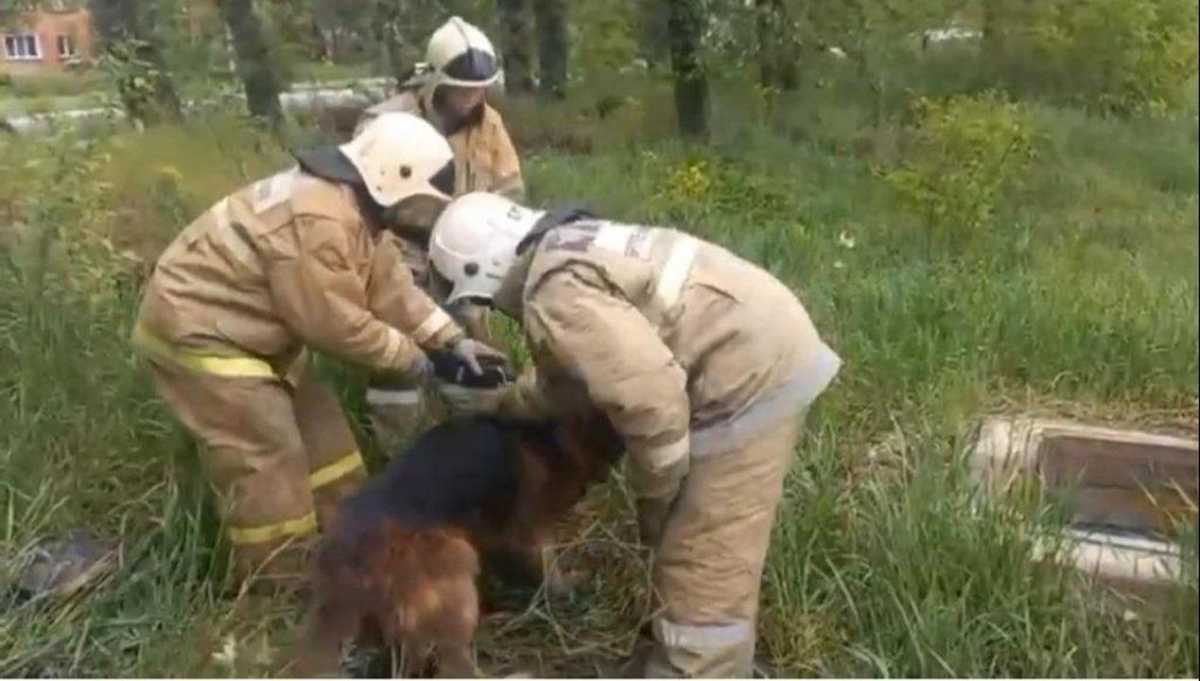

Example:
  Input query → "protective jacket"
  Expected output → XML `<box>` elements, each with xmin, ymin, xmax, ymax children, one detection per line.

<box><xmin>135</xmin><ymin>166</ymin><xmax>464</xmax><ymax>377</ymax></box>
<box><xmin>506</xmin><ymin>218</ymin><xmax>841</xmax><ymax>500</ymax></box>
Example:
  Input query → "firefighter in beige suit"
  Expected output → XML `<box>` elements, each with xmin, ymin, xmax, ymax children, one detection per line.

<box><xmin>132</xmin><ymin>113</ymin><xmax>499</xmax><ymax>591</ymax></box>
<box><xmin>355</xmin><ymin>17</ymin><xmax>525</xmax><ymax>452</ymax></box>
<box><xmin>429</xmin><ymin>193</ymin><xmax>842</xmax><ymax>677</ymax></box>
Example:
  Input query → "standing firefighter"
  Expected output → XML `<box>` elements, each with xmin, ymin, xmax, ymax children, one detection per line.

<box><xmin>428</xmin><ymin>193</ymin><xmax>842</xmax><ymax>678</ymax></box>
<box><xmin>356</xmin><ymin>16</ymin><xmax>525</xmax><ymax>451</ymax></box>
<box><xmin>132</xmin><ymin>113</ymin><xmax>499</xmax><ymax>592</ymax></box>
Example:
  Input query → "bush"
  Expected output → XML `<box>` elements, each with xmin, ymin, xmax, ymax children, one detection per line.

<box><xmin>884</xmin><ymin>91</ymin><xmax>1036</xmax><ymax>251</ymax></box>
<box><xmin>990</xmin><ymin>0</ymin><xmax>1199</xmax><ymax>115</ymax></box>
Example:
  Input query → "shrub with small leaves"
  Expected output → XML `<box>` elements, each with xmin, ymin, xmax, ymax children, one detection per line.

<box><xmin>884</xmin><ymin>91</ymin><xmax>1036</xmax><ymax>252</ymax></box>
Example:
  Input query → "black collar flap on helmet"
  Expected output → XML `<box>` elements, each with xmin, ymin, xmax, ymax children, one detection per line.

<box><xmin>294</xmin><ymin>146</ymin><xmax>363</xmax><ymax>187</ymax></box>
<box><xmin>515</xmin><ymin>205</ymin><xmax>596</xmax><ymax>256</ymax></box>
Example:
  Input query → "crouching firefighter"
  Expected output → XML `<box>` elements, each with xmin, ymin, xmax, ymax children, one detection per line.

<box><xmin>355</xmin><ymin>16</ymin><xmax>525</xmax><ymax>452</ymax></box>
<box><xmin>132</xmin><ymin>113</ymin><xmax>501</xmax><ymax>593</ymax></box>
<box><xmin>427</xmin><ymin>192</ymin><xmax>842</xmax><ymax>677</ymax></box>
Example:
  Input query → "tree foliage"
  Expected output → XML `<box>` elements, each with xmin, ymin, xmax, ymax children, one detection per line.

<box><xmin>89</xmin><ymin>0</ymin><xmax>183</xmax><ymax>127</ymax></box>
<box><xmin>666</xmin><ymin>0</ymin><xmax>709</xmax><ymax>138</ymax></box>
<box><xmin>996</xmin><ymin>0</ymin><xmax>1200</xmax><ymax>114</ymax></box>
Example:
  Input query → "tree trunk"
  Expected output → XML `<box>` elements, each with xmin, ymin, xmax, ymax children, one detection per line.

<box><xmin>982</xmin><ymin>0</ymin><xmax>1010</xmax><ymax>69</ymax></box>
<box><xmin>88</xmin><ymin>0</ymin><xmax>182</xmax><ymax>127</ymax></box>
<box><xmin>373</xmin><ymin>0</ymin><xmax>409</xmax><ymax>86</ymax></box>
<box><xmin>666</xmin><ymin>0</ymin><xmax>709</xmax><ymax>138</ymax></box>
<box><xmin>756</xmin><ymin>0</ymin><xmax>799</xmax><ymax>90</ymax></box>
<box><xmin>532</xmin><ymin>0</ymin><xmax>568</xmax><ymax>99</ymax></box>
<box><xmin>497</xmin><ymin>0</ymin><xmax>535</xmax><ymax>94</ymax></box>
<box><xmin>220</xmin><ymin>0</ymin><xmax>284</xmax><ymax>126</ymax></box>
<box><xmin>637</xmin><ymin>0</ymin><xmax>672</xmax><ymax>71</ymax></box>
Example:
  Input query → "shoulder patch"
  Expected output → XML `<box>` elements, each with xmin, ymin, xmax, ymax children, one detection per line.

<box><xmin>288</xmin><ymin>172</ymin><xmax>356</xmax><ymax>220</ymax></box>
<box><xmin>557</xmin><ymin>221</ymin><xmax>657</xmax><ymax>260</ymax></box>
<box><xmin>251</xmin><ymin>167</ymin><xmax>298</xmax><ymax>215</ymax></box>
<box><xmin>542</xmin><ymin>223</ymin><xmax>599</xmax><ymax>253</ymax></box>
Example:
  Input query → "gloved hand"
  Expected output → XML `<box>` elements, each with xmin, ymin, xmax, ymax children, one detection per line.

<box><xmin>635</xmin><ymin>495</ymin><xmax>675</xmax><ymax>549</ymax></box>
<box><xmin>450</xmin><ymin>338</ymin><xmax>506</xmax><ymax>376</ymax></box>
<box><xmin>428</xmin><ymin>346</ymin><xmax>514</xmax><ymax>416</ymax></box>
<box><xmin>406</xmin><ymin>350</ymin><xmax>435</xmax><ymax>385</ymax></box>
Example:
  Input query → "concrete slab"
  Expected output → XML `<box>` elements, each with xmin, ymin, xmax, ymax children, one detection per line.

<box><xmin>972</xmin><ymin>416</ymin><xmax>1197</xmax><ymax>593</ymax></box>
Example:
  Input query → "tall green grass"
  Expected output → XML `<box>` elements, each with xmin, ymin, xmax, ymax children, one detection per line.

<box><xmin>1</xmin><ymin>69</ymin><xmax>1196</xmax><ymax>677</ymax></box>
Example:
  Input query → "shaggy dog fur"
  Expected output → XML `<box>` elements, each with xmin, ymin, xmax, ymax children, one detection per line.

<box><xmin>293</xmin><ymin>411</ymin><xmax>622</xmax><ymax>677</ymax></box>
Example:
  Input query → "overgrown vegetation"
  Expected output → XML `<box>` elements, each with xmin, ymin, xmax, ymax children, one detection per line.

<box><xmin>1</xmin><ymin>0</ymin><xmax>1197</xmax><ymax>677</ymax></box>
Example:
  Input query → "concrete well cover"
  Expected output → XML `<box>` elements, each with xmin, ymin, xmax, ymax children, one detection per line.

<box><xmin>972</xmin><ymin>417</ymin><xmax>1198</xmax><ymax>590</ymax></box>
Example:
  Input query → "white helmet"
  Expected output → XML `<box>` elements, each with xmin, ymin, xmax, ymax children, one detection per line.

<box><xmin>429</xmin><ymin>192</ymin><xmax>545</xmax><ymax>305</ymax></box>
<box><xmin>425</xmin><ymin>17</ymin><xmax>501</xmax><ymax>90</ymax></box>
<box><xmin>338</xmin><ymin>111</ymin><xmax>455</xmax><ymax>207</ymax></box>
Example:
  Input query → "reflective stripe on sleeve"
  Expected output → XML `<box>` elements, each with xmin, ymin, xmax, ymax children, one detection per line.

<box><xmin>411</xmin><ymin>307</ymin><xmax>455</xmax><ymax>345</ymax></box>
<box><xmin>309</xmin><ymin>450</ymin><xmax>365</xmax><ymax>490</ymax></box>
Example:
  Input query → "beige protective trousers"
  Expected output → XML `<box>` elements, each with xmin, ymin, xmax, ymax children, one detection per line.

<box><xmin>643</xmin><ymin>414</ymin><xmax>804</xmax><ymax>678</ymax></box>
<box><xmin>148</xmin><ymin>356</ymin><xmax>366</xmax><ymax>589</ymax></box>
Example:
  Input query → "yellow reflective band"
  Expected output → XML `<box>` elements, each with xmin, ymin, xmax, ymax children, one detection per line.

<box><xmin>228</xmin><ymin>511</ymin><xmax>317</xmax><ymax>545</ymax></box>
<box><xmin>309</xmin><ymin>450</ymin><xmax>365</xmax><ymax>490</ymax></box>
<box><xmin>132</xmin><ymin>323</ymin><xmax>278</xmax><ymax>379</ymax></box>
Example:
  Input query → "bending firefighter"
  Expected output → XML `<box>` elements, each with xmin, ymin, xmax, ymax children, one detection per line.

<box><xmin>356</xmin><ymin>16</ymin><xmax>525</xmax><ymax>451</ymax></box>
<box><xmin>132</xmin><ymin>113</ymin><xmax>499</xmax><ymax>591</ymax></box>
<box><xmin>428</xmin><ymin>193</ymin><xmax>842</xmax><ymax>677</ymax></box>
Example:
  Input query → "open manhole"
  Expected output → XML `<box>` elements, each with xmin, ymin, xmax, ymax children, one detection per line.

<box><xmin>972</xmin><ymin>417</ymin><xmax>1198</xmax><ymax>596</ymax></box>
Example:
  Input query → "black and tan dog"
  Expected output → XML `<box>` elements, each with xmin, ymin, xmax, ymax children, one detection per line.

<box><xmin>293</xmin><ymin>354</ymin><xmax>622</xmax><ymax>678</ymax></box>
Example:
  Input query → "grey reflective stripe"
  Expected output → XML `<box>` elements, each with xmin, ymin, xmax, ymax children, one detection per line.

<box><xmin>638</xmin><ymin>435</ymin><xmax>689</xmax><ymax>474</ymax></box>
<box><xmin>653</xmin><ymin>237</ymin><xmax>699</xmax><ymax>312</ymax></box>
<box><xmin>412</xmin><ymin>307</ymin><xmax>455</xmax><ymax>345</ymax></box>
<box><xmin>366</xmin><ymin>388</ymin><xmax>422</xmax><ymax>406</ymax></box>
<box><xmin>653</xmin><ymin>617</ymin><xmax>753</xmax><ymax>650</ymax></box>
<box><xmin>691</xmin><ymin>342</ymin><xmax>841</xmax><ymax>459</ymax></box>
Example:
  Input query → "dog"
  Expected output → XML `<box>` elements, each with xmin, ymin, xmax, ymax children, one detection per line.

<box><xmin>293</xmin><ymin>354</ymin><xmax>623</xmax><ymax>678</ymax></box>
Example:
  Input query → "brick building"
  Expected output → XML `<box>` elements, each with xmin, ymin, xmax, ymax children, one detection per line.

<box><xmin>2</xmin><ymin>5</ymin><xmax>94</xmax><ymax>74</ymax></box>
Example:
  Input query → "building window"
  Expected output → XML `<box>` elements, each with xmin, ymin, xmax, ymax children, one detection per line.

<box><xmin>4</xmin><ymin>33</ymin><xmax>42</xmax><ymax>61</ymax></box>
<box><xmin>57</xmin><ymin>35</ymin><xmax>76</xmax><ymax>58</ymax></box>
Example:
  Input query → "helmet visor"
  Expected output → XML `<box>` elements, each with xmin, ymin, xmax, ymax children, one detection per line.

<box><xmin>430</xmin><ymin>159</ymin><xmax>456</xmax><ymax>197</ymax></box>
<box><xmin>442</xmin><ymin>48</ymin><xmax>498</xmax><ymax>83</ymax></box>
